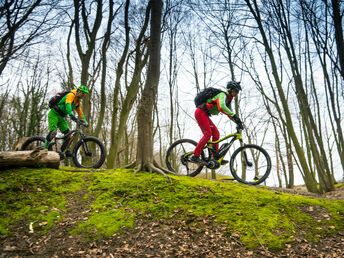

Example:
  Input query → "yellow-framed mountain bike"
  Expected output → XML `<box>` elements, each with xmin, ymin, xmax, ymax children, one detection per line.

<box><xmin>165</xmin><ymin>127</ymin><xmax>271</xmax><ymax>185</ymax></box>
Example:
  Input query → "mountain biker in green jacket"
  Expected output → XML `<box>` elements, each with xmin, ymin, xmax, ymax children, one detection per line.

<box><xmin>44</xmin><ymin>85</ymin><xmax>89</xmax><ymax>153</ymax></box>
<box><xmin>190</xmin><ymin>81</ymin><xmax>243</xmax><ymax>165</ymax></box>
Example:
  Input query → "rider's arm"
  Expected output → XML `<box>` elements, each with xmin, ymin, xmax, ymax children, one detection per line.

<box><xmin>76</xmin><ymin>104</ymin><xmax>88</xmax><ymax>125</ymax></box>
<box><xmin>214</xmin><ymin>92</ymin><xmax>235</xmax><ymax>118</ymax></box>
<box><xmin>65</xmin><ymin>92</ymin><xmax>76</xmax><ymax>115</ymax></box>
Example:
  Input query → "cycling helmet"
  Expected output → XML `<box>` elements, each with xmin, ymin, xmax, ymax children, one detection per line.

<box><xmin>77</xmin><ymin>85</ymin><xmax>89</xmax><ymax>94</ymax></box>
<box><xmin>226</xmin><ymin>81</ymin><xmax>241</xmax><ymax>92</ymax></box>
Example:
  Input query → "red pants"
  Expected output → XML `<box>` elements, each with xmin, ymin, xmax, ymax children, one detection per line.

<box><xmin>193</xmin><ymin>108</ymin><xmax>219</xmax><ymax>157</ymax></box>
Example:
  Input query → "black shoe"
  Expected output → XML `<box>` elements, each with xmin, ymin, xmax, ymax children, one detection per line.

<box><xmin>65</xmin><ymin>150</ymin><xmax>72</xmax><ymax>157</ymax></box>
<box><xmin>190</xmin><ymin>154</ymin><xmax>207</xmax><ymax>166</ymax></box>
<box><xmin>58</xmin><ymin>151</ymin><xmax>65</xmax><ymax>160</ymax></box>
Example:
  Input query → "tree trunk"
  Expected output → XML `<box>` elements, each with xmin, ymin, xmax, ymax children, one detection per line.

<box><xmin>134</xmin><ymin>0</ymin><xmax>166</xmax><ymax>174</ymax></box>
<box><xmin>93</xmin><ymin>0</ymin><xmax>115</xmax><ymax>138</ymax></box>
<box><xmin>107</xmin><ymin>0</ymin><xmax>150</xmax><ymax>168</ymax></box>
<box><xmin>331</xmin><ymin>0</ymin><xmax>344</xmax><ymax>80</ymax></box>
<box><xmin>73</xmin><ymin>0</ymin><xmax>103</xmax><ymax>120</ymax></box>
<box><xmin>244</xmin><ymin>0</ymin><xmax>320</xmax><ymax>193</ymax></box>
<box><xmin>0</xmin><ymin>150</ymin><xmax>60</xmax><ymax>170</ymax></box>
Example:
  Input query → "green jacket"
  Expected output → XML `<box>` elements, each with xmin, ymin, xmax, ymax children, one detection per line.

<box><xmin>204</xmin><ymin>92</ymin><xmax>235</xmax><ymax>117</ymax></box>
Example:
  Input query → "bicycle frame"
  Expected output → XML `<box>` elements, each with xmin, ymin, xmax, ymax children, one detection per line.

<box><xmin>50</xmin><ymin>123</ymin><xmax>87</xmax><ymax>154</ymax></box>
<box><xmin>203</xmin><ymin>130</ymin><xmax>245</xmax><ymax>165</ymax></box>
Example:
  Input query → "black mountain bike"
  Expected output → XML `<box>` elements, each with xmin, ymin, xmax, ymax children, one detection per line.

<box><xmin>21</xmin><ymin>121</ymin><xmax>106</xmax><ymax>169</ymax></box>
<box><xmin>165</xmin><ymin>127</ymin><xmax>271</xmax><ymax>185</ymax></box>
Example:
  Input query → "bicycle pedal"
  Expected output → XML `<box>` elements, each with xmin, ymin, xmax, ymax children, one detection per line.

<box><xmin>221</xmin><ymin>160</ymin><xmax>229</xmax><ymax>165</ymax></box>
<box><xmin>65</xmin><ymin>150</ymin><xmax>72</xmax><ymax>157</ymax></box>
<box><xmin>58</xmin><ymin>151</ymin><xmax>65</xmax><ymax>160</ymax></box>
<box><xmin>189</xmin><ymin>154</ymin><xmax>207</xmax><ymax>166</ymax></box>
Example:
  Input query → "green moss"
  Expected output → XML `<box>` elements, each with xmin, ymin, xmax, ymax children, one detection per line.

<box><xmin>70</xmin><ymin>208</ymin><xmax>134</xmax><ymax>238</ymax></box>
<box><xmin>0</xmin><ymin>168</ymin><xmax>86</xmax><ymax>236</ymax></box>
<box><xmin>1</xmin><ymin>167</ymin><xmax>343</xmax><ymax>252</ymax></box>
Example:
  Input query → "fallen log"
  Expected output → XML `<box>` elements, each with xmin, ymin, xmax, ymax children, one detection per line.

<box><xmin>0</xmin><ymin>150</ymin><xmax>60</xmax><ymax>170</ymax></box>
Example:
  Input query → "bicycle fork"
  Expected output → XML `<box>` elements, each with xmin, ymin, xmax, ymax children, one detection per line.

<box><xmin>80</xmin><ymin>133</ymin><xmax>92</xmax><ymax>156</ymax></box>
<box><xmin>239</xmin><ymin>139</ymin><xmax>253</xmax><ymax>167</ymax></box>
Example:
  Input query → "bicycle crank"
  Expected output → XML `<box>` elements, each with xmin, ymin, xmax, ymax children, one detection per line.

<box><xmin>206</xmin><ymin>159</ymin><xmax>220</xmax><ymax>169</ymax></box>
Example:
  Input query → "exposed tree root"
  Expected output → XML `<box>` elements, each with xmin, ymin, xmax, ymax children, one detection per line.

<box><xmin>124</xmin><ymin>160</ymin><xmax>175</xmax><ymax>183</ymax></box>
<box><xmin>124</xmin><ymin>161</ymin><xmax>137</xmax><ymax>169</ymax></box>
<box><xmin>153</xmin><ymin>160</ymin><xmax>176</xmax><ymax>175</ymax></box>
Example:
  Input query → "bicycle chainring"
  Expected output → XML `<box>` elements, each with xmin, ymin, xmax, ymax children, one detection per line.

<box><xmin>206</xmin><ymin>159</ymin><xmax>220</xmax><ymax>169</ymax></box>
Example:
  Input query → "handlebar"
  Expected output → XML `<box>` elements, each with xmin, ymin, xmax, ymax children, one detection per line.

<box><xmin>236</xmin><ymin>123</ymin><xmax>245</xmax><ymax>133</ymax></box>
<box><xmin>75</xmin><ymin>119</ymin><xmax>88</xmax><ymax>128</ymax></box>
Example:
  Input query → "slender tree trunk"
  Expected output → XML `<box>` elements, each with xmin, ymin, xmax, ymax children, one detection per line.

<box><xmin>94</xmin><ymin>0</ymin><xmax>115</xmax><ymax>138</ymax></box>
<box><xmin>107</xmin><ymin>0</ymin><xmax>150</xmax><ymax>168</ymax></box>
<box><xmin>134</xmin><ymin>0</ymin><xmax>167</xmax><ymax>174</ymax></box>
<box><xmin>244</xmin><ymin>0</ymin><xmax>319</xmax><ymax>193</ymax></box>
<box><xmin>331</xmin><ymin>0</ymin><xmax>344</xmax><ymax>80</ymax></box>
<box><xmin>73</xmin><ymin>0</ymin><xmax>103</xmax><ymax>119</ymax></box>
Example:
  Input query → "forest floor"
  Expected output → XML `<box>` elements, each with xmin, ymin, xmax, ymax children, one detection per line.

<box><xmin>1</xmin><ymin>168</ymin><xmax>343</xmax><ymax>257</ymax></box>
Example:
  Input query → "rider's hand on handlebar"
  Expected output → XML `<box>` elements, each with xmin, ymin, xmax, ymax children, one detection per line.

<box><xmin>76</xmin><ymin>119</ymin><xmax>88</xmax><ymax>127</ymax></box>
<box><xmin>236</xmin><ymin>124</ymin><xmax>244</xmax><ymax>131</ymax></box>
<box><xmin>232</xmin><ymin>115</ymin><xmax>243</xmax><ymax>130</ymax></box>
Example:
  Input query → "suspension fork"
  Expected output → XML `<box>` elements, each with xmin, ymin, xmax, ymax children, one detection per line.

<box><xmin>239</xmin><ymin>139</ymin><xmax>252</xmax><ymax>166</ymax></box>
<box><xmin>79</xmin><ymin>132</ymin><xmax>91</xmax><ymax>155</ymax></box>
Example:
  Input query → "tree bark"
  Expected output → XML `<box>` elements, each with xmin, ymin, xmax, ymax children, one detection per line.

<box><xmin>134</xmin><ymin>0</ymin><xmax>169</xmax><ymax>175</ymax></box>
<box><xmin>331</xmin><ymin>0</ymin><xmax>344</xmax><ymax>80</ymax></box>
<box><xmin>0</xmin><ymin>150</ymin><xmax>60</xmax><ymax>170</ymax></box>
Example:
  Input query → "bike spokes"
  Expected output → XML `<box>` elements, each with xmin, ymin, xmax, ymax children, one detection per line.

<box><xmin>73</xmin><ymin>137</ymin><xmax>106</xmax><ymax>168</ymax></box>
<box><xmin>166</xmin><ymin>139</ymin><xmax>204</xmax><ymax>177</ymax></box>
<box><xmin>230</xmin><ymin>144</ymin><xmax>271</xmax><ymax>185</ymax></box>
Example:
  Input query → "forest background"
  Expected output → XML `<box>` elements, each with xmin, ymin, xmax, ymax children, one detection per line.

<box><xmin>0</xmin><ymin>0</ymin><xmax>343</xmax><ymax>194</ymax></box>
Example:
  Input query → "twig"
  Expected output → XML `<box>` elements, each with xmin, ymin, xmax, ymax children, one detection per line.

<box><xmin>247</xmin><ymin>223</ymin><xmax>272</xmax><ymax>255</ymax></box>
<box><xmin>247</xmin><ymin>223</ymin><xmax>263</xmax><ymax>248</ymax></box>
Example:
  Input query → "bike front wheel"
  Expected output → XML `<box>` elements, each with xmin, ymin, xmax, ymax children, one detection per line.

<box><xmin>21</xmin><ymin>136</ymin><xmax>52</xmax><ymax>151</ymax></box>
<box><xmin>165</xmin><ymin>139</ymin><xmax>205</xmax><ymax>177</ymax></box>
<box><xmin>72</xmin><ymin>137</ymin><xmax>106</xmax><ymax>168</ymax></box>
<box><xmin>230</xmin><ymin>144</ymin><xmax>271</xmax><ymax>185</ymax></box>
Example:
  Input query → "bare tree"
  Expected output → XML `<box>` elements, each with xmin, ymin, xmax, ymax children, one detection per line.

<box><xmin>244</xmin><ymin>0</ymin><xmax>320</xmax><ymax>193</ymax></box>
<box><xmin>93</xmin><ymin>0</ymin><xmax>119</xmax><ymax>138</ymax></box>
<box><xmin>330</xmin><ymin>0</ymin><xmax>344</xmax><ymax>80</ymax></box>
<box><xmin>130</xmin><ymin>0</ymin><xmax>171</xmax><ymax>174</ymax></box>
<box><xmin>107</xmin><ymin>0</ymin><xmax>150</xmax><ymax>168</ymax></box>
<box><xmin>0</xmin><ymin>0</ymin><xmax>60</xmax><ymax>76</ymax></box>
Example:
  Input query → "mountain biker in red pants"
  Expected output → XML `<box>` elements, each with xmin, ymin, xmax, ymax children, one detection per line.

<box><xmin>190</xmin><ymin>81</ymin><xmax>243</xmax><ymax>165</ymax></box>
<box><xmin>44</xmin><ymin>85</ymin><xmax>89</xmax><ymax>158</ymax></box>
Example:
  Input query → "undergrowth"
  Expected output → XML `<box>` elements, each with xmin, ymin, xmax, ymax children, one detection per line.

<box><xmin>1</xmin><ymin>167</ymin><xmax>343</xmax><ymax>251</ymax></box>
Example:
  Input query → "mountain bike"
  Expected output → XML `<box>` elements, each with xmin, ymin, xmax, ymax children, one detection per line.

<box><xmin>165</xmin><ymin>127</ymin><xmax>271</xmax><ymax>185</ymax></box>
<box><xmin>21</xmin><ymin>120</ymin><xmax>106</xmax><ymax>169</ymax></box>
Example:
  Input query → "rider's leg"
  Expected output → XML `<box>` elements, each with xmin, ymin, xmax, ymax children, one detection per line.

<box><xmin>209</xmin><ymin>119</ymin><xmax>220</xmax><ymax>152</ymax></box>
<box><xmin>60</xmin><ymin>129</ymin><xmax>70</xmax><ymax>152</ymax></box>
<box><xmin>209</xmin><ymin>120</ymin><xmax>228</xmax><ymax>164</ymax></box>
<box><xmin>58</xmin><ymin>117</ymin><xmax>70</xmax><ymax>155</ymax></box>
<box><xmin>44</xmin><ymin>109</ymin><xmax>59</xmax><ymax>149</ymax></box>
<box><xmin>45</xmin><ymin>130</ymin><xmax>57</xmax><ymax>149</ymax></box>
<box><xmin>193</xmin><ymin>108</ymin><xmax>212</xmax><ymax>158</ymax></box>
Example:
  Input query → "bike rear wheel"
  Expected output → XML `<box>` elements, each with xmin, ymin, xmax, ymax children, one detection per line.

<box><xmin>165</xmin><ymin>139</ymin><xmax>205</xmax><ymax>177</ymax></box>
<box><xmin>72</xmin><ymin>137</ymin><xmax>106</xmax><ymax>168</ymax></box>
<box><xmin>21</xmin><ymin>136</ymin><xmax>52</xmax><ymax>151</ymax></box>
<box><xmin>230</xmin><ymin>144</ymin><xmax>271</xmax><ymax>185</ymax></box>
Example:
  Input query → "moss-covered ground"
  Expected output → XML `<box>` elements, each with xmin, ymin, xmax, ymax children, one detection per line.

<box><xmin>0</xmin><ymin>167</ymin><xmax>343</xmax><ymax>256</ymax></box>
